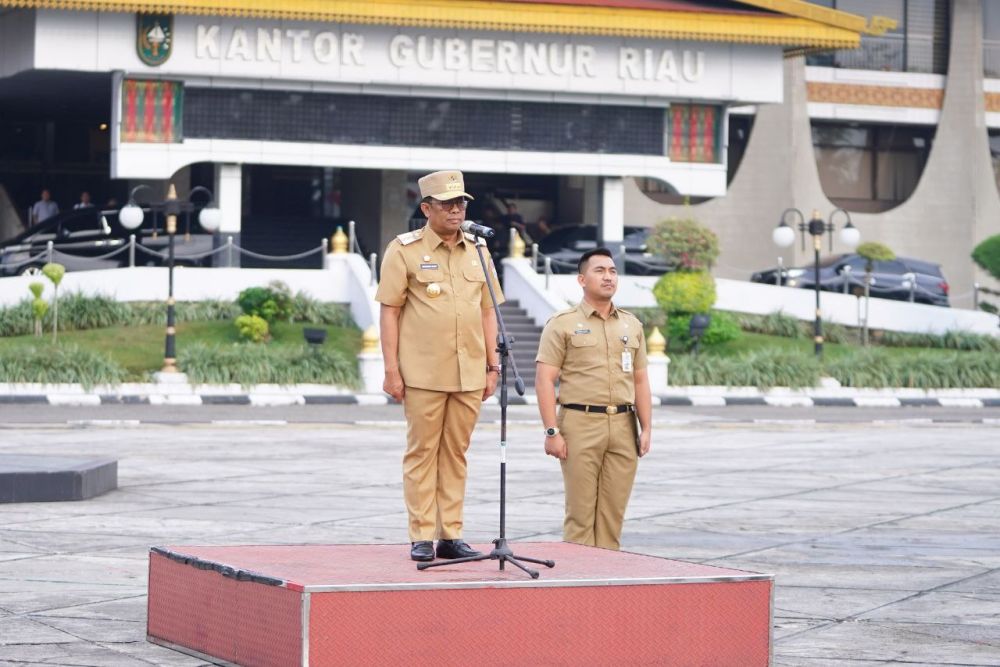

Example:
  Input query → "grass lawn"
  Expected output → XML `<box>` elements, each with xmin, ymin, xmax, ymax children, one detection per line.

<box><xmin>0</xmin><ymin>321</ymin><xmax>362</xmax><ymax>380</ymax></box>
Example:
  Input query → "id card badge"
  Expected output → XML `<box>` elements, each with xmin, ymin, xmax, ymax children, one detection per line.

<box><xmin>621</xmin><ymin>350</ymin><xmax>633</xmax><ymax>372</ymax></box>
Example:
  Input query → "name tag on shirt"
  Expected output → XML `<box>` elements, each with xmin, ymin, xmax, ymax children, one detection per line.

<box><xmin>622</xmin><ymin>350</ymin><xmax>633</xmax><ymax>372</ymax></box>
<box><xmin>420</xmin><ymin>263</ymin><xmax>439</xmax><ymax>270</ymax></box>
<box><xmin>573</xmin><ymin>329</ymin><xmax>591</xmax><ymax>335</ymax></box>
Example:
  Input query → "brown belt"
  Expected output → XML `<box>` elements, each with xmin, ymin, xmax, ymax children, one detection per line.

<box><xmin>562</xmin><ymin>403</ymin><xmax>634</xmax><ymax>415</ymax></box>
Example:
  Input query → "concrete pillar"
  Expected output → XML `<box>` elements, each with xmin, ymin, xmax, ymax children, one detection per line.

<box><xmin>215</xmin><ymin>164</ymin><xmax>242</xmax><ymax>267</ymax></box>
<box><xmin>379</xmin><ymin>170</ymin><xmax>411</xmax><ymax>253</ymax></box>
<box><xmin>600</xmin><ymin>177</ymin><xmax>626</xmax><ymax>268</ymax></box>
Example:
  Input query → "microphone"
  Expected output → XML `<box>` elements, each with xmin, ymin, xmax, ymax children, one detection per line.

<box><xmin>461</xmin><ymin>220</ymin><xmax>496</xmax><ymax>239</ymax></box>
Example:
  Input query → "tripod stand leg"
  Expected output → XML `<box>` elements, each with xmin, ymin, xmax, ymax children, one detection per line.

<box><xmin>503</xmin><ymin>556</ymin><xmax>539</xmax><ymax>579</ymax></box>
<box><xmin>417</xmin><ymin>554</ymin><xmax>492</xmax><ymax>571</ymax></box>
<box><xmin>510</xmin><ymin>554</ymin><xmax>556</xmax><ymax>568</ymax></box>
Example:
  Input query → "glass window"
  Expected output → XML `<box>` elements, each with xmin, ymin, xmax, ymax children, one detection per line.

<box><xmin>986</xmin><ymin>1</ymin><xmax>1000</xmax><ymax>77</ymax></box>
<box><xmin>813</xmin><ymin>121</ymin><xmax>933</xmax><ymax>213</ymax></box>
<box><xmin>807</xmin><ymin>1</ymin><xmax>949</xmax><ymax>74</ymax></box>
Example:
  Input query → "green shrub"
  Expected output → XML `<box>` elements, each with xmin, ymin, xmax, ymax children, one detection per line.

<box><xmin>290</xmin><ymin>293</ymin><xmax>356</xmax><ymax>327</ymax></box>
<box><xmin>826</xmin><ymin>349</ymin><xmax>999</xmax><ymax>389</ymax></box>
<box><xmin>666</xmin><ymin>311</ymin><xmax>741</xmax><ymax>349</ymax></box>
<box><xmin>653</xmin><ymin>271</ymin><xmax>716</xmax><ymax>314</ymax></box>
<box><xmin>179</xmin><ymin>343</ymin><xmax>360</xmax><ymax>388</ymax></box>
<box><xmin>877</xmin><ymin>329</ymin><xmax>1000</xmax><ymax>352</ymax></box>
<box><xmin>237</xmin><ymin>283</ymin><xmax>293</xmax><ymax>323</ymax></box>
<box><xmin>57</xmin><ymin>293</ymin><xmax>131</xmax><ymax>330</ymax></box>
<box><xmin>235</xmin><ymin>314</ymin><xmax>270</xmax><ymax>343</ymax></box>
<box><xmin>628</xmin><ymin>307</ymin><xmax>667</xmax><ymax>330</ymax></box>
<box><xmin>856</xmin><ymin>242</ymin><xmax>896</xmax><ymax>265</ymax></box>
<box><xmin>972</xmin><ymin>234</ymin><xmax>1000</xmax><ymax>280</ymax></box>
<box><xmin>0</xmin><ymin>344</ymin><xmax>126</xmax><ymax>388</ymax></box>
<box><xmin>669</xmin><ymin>348</ymin><xmax>821</xmax><ymax>389</ymax></box>
<box><xmin>646</xmin><ymin>218</ymin><xmax>719</xmax><ymax>271</ymax></box>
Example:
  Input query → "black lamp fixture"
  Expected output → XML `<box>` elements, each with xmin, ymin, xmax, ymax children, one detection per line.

<box><xmin>688</xmin><ymin>313</ymin><xmax>711</xmax><ymax>355</ymax></box>
<box><xmin>303</xmin><ymin>327</ymin><xmax>328</xmax><ymax>346</ymax></box>
<box><xmin>773</xmin><ymin>208</ymin><xmax>860</xmax><ymax>357</ymax></box>
<box><xmin>119</xmin><ymin>184</ymin><xmax>221</xmax><ymax>373</ymax></box>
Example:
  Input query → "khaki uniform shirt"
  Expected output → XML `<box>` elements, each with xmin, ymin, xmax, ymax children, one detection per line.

<box><xmin>535</xmin><ymin>302</ymin><xmax>647</xmax><ymax>406</ymax></box>
<box><xmin>375</xmin><ymin>225</ymin><xmax>505</xmax><ymax>392</ymax></box>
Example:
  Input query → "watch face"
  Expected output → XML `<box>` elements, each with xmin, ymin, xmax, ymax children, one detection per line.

<box><xmin>545</xmin><ymin>427</ymin><xmax>558</xmax><ymax>437</ymax></box>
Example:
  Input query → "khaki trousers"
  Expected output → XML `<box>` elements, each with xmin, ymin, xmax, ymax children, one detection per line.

<box><xmin>558</xmin><ymin>408</ymin><xmax>638</xmax><ymax>550</ymax></box>
<box><xmin>402</xmin><ymin>386</ymin><xmax>482</xmax><ymax>541</ymax></box>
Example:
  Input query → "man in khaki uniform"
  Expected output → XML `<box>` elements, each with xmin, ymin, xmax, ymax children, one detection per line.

<box><xmin>376</xmin><ymin>170</ymin><xmax>504</xmax><ymax>562</ymax></box>
<box><xmin>535</xmin><ymin>247</ymin><xmax>653</xmax><ymax>550</ymax></box>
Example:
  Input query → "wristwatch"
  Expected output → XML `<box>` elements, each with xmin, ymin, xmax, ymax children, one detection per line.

<box><xmin>544</xmin><ymin>427</ymin><xmax>560</xmax><ymax>438</ymax></box>
<box><xmin>487</xmin><ymin>364</ymin><xmax>501</xmax><ymax>374</ymax></box>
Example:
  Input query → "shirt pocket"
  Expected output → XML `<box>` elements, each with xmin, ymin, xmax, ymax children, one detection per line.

<box><xmin>414</xmin><ymin>267</ymin><xmax>445</xmax><ymax>284</ymax></box>
<box><xmin>461</xmin><ymin>266</ymin><xmax>487</xmax><ymax>303</ymax></box>
<box><xmin>569</xmin><ymin>334</ymin><xmax>597</xmax><ymax>348</ymax></box>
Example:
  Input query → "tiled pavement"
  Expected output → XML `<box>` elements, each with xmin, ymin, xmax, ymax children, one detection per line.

<box><xmin>0</xmin><ymin>418</ymin><xmax>998</xmax><ymax>665</ymax></box>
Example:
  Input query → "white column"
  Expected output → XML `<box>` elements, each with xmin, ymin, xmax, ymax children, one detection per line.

<box><xmin>601</xmin><ymin>177</ymin><xmax>625</xmax><ymax>269</ymax></box>
<box><xmin>216</xmin><ymin>164</ymin><xmax>242</xmax><ymax>234</ymax></box>
<box><xmin>646</xmin><ymin>355</ymin><xmax>670</xmax><ymax>394</ymax></box>
<box><xmin>601</xmin><ymin>176</ymin><xmax>625</xmax><ymax>243</ymax></box>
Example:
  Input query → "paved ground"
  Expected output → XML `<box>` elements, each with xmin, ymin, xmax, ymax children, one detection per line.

<box><xmin>0</xmin><ymin>409</ymin><xmax>998</xmax><ymax>665</ymax></box>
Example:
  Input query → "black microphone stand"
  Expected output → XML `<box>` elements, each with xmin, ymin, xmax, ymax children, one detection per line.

<box><xmin>418</xmin><ymin>237</ymin><xmax>556</xmax><ymax>579</ymax></box>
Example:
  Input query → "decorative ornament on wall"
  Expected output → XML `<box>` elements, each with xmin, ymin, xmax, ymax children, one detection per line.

<box><xmin>137</xmin><ymin>14</ymin><xmax>173</xmax><ymax>67</ymax></box>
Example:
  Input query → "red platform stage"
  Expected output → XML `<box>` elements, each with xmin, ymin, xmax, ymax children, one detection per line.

<box><xmin>147</xmin><ymin>543</ymin><xmax>772</xmax><ymax>666</ymax></box>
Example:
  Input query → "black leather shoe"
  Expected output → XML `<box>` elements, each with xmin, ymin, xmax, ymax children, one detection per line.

<box><xmin>410</xmin><ymin>541</ymin><xmax>434</xmax><ymax>562</ymax></box>
<box><xmin>436</xmin><ymin>539</ymin><xmax>482</xmax><ymax>559</ymax></box>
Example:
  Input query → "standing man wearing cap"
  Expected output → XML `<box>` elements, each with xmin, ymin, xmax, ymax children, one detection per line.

<box><xmin>376</xmin><ymin>170</ymin><xmax>504</xmax><ymax>563</ymax></box>
<box><xmin>534</xmin><ymin>247</ymin><xmax>652</xmax><ymax>550</ymax></box>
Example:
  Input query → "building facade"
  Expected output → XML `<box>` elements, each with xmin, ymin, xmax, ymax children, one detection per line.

<box><xmin>16</xmin><ymin>1</ymin><xmax>993</xmax><ymax>307</ymax></box>
<box><xmin>633</xmin><ymin>0</ymin><xmax>999</xmax><ymax>309</ymax></box>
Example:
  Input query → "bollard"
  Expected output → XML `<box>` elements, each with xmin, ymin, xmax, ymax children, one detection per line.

<box><xmin>46</xmin><ymin>240</ymin><xmax>53</xmax><ymax>264</ymax></box>
<box><xmin>357</xmin><ymin>325</ymin><xmax>385</xmax><ymax>395</ymax></box>
<box><xmin>226</xmin><ymin>236</ymin><xmax>234</xmax><ymax>267</ymax></box>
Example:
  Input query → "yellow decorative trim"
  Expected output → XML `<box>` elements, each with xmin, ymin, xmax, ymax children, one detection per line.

<box><xmin>986</xmin><ymin>93</ymin><xmax>1000</xmax><ymax>113</ymax></box>
<box><xmin>734</xmin><ymin>0</ymin><xmax>896</xmax><ymax>36</ymax></box>
<box><xmin>807</xmin><ymin>82</ymin><xmax>943</xmax><ymax>110</ymax></box>
<box><xmin>0</xmin><ymin>0</ymin><xmax>862</xmax><ymax>48</ymax></box>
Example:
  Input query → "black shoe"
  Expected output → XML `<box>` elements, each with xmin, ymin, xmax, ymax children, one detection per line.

<box><xmin>436</xmin><ymin>539</ymin><xmax>482</xmax><ymax>559</ymax></box>
<box><xmin>410</xmin><ymin>541</ymin><xmax>434</xmax><ymax>562</ymax></box>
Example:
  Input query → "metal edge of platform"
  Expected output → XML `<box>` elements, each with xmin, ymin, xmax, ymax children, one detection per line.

<box><xmin>150</xmin><ymin>547</ymin><xmax>295</xmax><ymax>589</ymax></box>
<box><xmin>300</xmin><ymin>572</ymin><xmax>775</xmax><ymax>593</ymax></box>
<box><xmin>300</xmin><ymin>591</ymin><xmax>310</xmax><ymax>667</ymax></box>
<box><xmin>147</xmin><ymin>635</ymin><xmax>238</xmax><ymax>667</ymax></box>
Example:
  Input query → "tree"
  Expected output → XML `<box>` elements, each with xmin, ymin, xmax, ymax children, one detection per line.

<box><xmin>855</xmin><ymin>242</ymin><xmax>895</xmax><ymax>346</ymax></box>
<box><xmin>971</xmin><ymin>235</ymin><xmax>1000</xmax><ymax>281</ymax></box>
<box><xmin>41</xmin><ymin>263</ymin><xmax>65</xmax><ymax>342</ymax></box>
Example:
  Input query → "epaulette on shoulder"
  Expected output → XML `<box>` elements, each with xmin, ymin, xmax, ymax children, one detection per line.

<box><xmin>463</xmin><ymin>232</ymin><xmax>487</xmax><ymax>246</ymax></box>
<box><xmin>545</xmin><ymin>307</ymin><xmax>577</xmax><ymax>325</ymax></box>
<box><xmin>396</xmin><ymin>228</ymin><xmax>424</xmax><ymax>246</ymax></box>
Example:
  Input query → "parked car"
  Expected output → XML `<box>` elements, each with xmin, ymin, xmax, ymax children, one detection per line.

<box><xmin>537</xmin><ymin>224</ymin><xmax>673</xmax><ymax>276</ymax></box>
<box><xmin>750</xmin><ymin>253</ymin><xmax>950</xmax><ymax>307</ymax></box>
<box><xmin>0</xmin><ymin>207</ymin><xmax>215</xmax><ymax>277</ymax></box>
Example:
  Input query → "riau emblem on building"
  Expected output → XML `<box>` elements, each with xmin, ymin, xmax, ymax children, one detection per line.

<box><xmin>137</xmin><ymin>14</ymin><xmax>173</xmax><ymax>67</ymax></box>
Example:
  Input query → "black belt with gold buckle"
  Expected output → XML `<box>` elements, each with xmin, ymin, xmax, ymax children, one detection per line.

<box><xmin>562</xmin><ymin>403</ymin><xmax>634</xmax><ymax>415</ymax></box>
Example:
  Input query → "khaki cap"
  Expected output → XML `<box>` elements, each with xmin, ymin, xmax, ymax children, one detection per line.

<box><xmin>418</xmin><ymin>170</ymin><xmax>474</xmax><ymax>201</ymax></box>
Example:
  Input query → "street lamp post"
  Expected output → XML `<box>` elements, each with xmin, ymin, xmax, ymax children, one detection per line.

<box><xmin>119</xmin><ymin>183</ymin><xmax>221</xmax><ymax>374</ymax></box>
<box><xmin>773</xmin><ymin>208</ymin><xmax>860</xmax><ymax>357</ymax></box>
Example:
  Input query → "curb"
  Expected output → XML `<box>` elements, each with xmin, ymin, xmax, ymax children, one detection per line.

<box><xmin>1</xmin><ymin>392</ymin><xmax>999</xmax><ymax>408</ymax></box>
